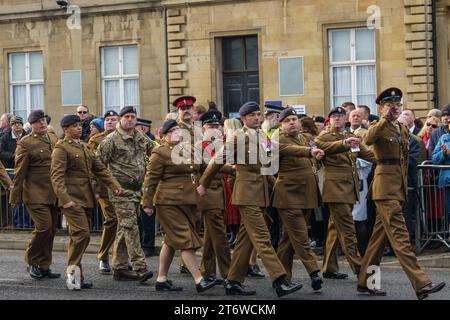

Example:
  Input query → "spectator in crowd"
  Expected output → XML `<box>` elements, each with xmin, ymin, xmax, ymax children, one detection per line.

<box><xmin>342</xmin><ymin>101</ymin><xmax>356</xmax><ymax>128</ymax></box>
<box><xmin>401</xmin><ymin>109</ymin><xmax>421</xmax><ymax>135</ymax></box>
<box><xmin>0</xmin><ymin>115</ymin><xmax>27</xmax><ymax>169</ymax></box>
<box><xmin>431</xmin><ymin>118</ymin><xmax>450</xmax><ymax>239</ymax></box>
<box><xmin>418</xmin><ymin>116</ymin><xmax>441</xmax><ymax>156</ymax></box>
<box><xmin>89</xmin><ymin>118</ymin><xmax>104</xmax><ymax>139</ymax></box>
<box><xmin>136</xmin><ymin>118</ymin><xmax>156</xmax><ymax>140</ymax></box>
<box><xmin>0</xmin><ymin>115</ymin><xmax>30</xmax><ymax>228</ymax></box>
<box><xmin>427</xmin><ymin>108</ymin><xmax>442</xmax><ymax>119</ymax></box>
<box><xmin>324</xmin><ymin>117</ymin><xmax>331</xmax><ymax>132</ymax></box>
<box><xmin>193</xmin><ymin>104</ymin><xmax>207</xmax><ymax>122</ymax></box>
<box><xmin>428</xmin><ymin>104</ymin><xmax>450</xmax><ymax>157</ymax></box>
<box><xmin>313</xmin><ymin>116</ymin><xmax>326</xmax><ymax>134</ymax></box>
<box><xmin>348</xmin><ymin>109</ymin><xmax>367</xmax><ymax>134</ymax></box>
<box><xmin>0</xmin><ymin>113</ymin><xmax>12</xmax><ymax>138</ymax></box>
<box><xmin>398</xmin><ymin>115</ymin><xmax>422</xmax><ymax>245</ymax></box>
<box><xmin>77</xmin><ymin>105</ymin><xmax>95</xmax><ymax>142</ymax></box>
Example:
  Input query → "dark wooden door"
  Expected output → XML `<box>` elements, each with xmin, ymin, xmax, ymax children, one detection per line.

<box><xmin>222</xmin><ymin>36</ymin><xmax>259</xmax><ymax>117</ymax></box>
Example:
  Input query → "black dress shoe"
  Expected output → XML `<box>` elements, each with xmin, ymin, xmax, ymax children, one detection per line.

<box><xmin>196</xmin><ymin>278</ymin><xmax>216</xmax><ymax>293</ymax></box>
<box><xmin>416</xmin><ymin>282</ymin><xmax>446</xmax><ymax>300</ymax></box>
<box><xmin>40</xmin><ymin>268</ymin><xmax>61</xmax><ymax>279</ymax></box>
<box><xmin>273</xmin><ymin>277</ymin><xmax>303</xmax><ymax>298</ymax></box>
<box><xmin>225</xmin><ymin>281</ymin><xmax>256</xmax><ymax>296</ymax></box>
<box><xmin>357</xmin><ymin>285</ymin><xmax>386</xmax><ymax>296</ymax></box>
<box><xmin>205</xmin><ymin>276</ymin><xmax>224</xmax><ymax>286</ymax></box>
<box><xmin>155</xmin><ymin>280</ymin><xmax>183</xmax><ymax>291</ymax></box>
<box><xmin>99</xmin><ymin>260</ymin><xmax>111</xmax><ymax>274</ymax></box>
<box><xmin>81</xmin><ymin>281</ymin><xmax>93</xmax><ymax>289</ymax></box>
<box><xmin>247</xmin><ymin>264</ymin><xmax>265</xmax><ymax>278</ymax></box>
<box><xmin>29</xmin><ymin>265</ymin><xmax>42</xmax><ymax>279</ymax></box>
<box><xmin>310</xmin><ymin>273</ymin><xmax>323</xmax><ymax>291</ymax></box>
<box><xmin>323</xmin><ymin>272</ymin><xmax>348</xmax><ymax>279</ymax></box>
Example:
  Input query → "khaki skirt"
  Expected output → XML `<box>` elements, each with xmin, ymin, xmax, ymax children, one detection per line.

<box><xmin>156</xmin><ymin>204</ymin><xmax>203</xmax><ymax>250</ymax></box>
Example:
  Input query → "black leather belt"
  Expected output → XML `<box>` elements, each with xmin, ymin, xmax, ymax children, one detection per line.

<box><xmin>377</xmin><ymin>159</ymin><xmax>401</xmax><ymax>165</ymax></box>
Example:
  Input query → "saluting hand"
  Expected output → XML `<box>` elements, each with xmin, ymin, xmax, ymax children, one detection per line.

<box><xmin>143</xmin><ymin>207</ymin><xmax>154</xmax><ymax>216</ymax></box>
<box><xmin>197</xmin><ymin>185</ymin><xmax>207</xmax><ymax>197</ymax></box>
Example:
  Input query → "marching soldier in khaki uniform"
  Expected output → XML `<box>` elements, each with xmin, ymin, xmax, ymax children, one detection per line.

<box><xmin>273</xmin><ymin>107</ymin><xmax>325</xmax><ymax>291</ymax></box>
<box><xmin>88</xmin><ymin>110</ymin><xmax>120</xmax><ymax>274</ymax></box>
<box><xmin>97</xmin><ymin>106</ymin><xmax>154</xmax><ymax>283</ymax></box>
<box><xmin>10</xmin><ymin>110</ymin><xmax>60</xmax><ymax>280</ymax></box>
<box><xmin>143</xmin><ymin>119</ymin><xmax>216</xmax><ymax>293</ymax></box>
<box><xmin>315</xmin><ymin>106</ymin><xmax>375</xmax><ymax>279</ymax></box>
<box><xmin>357</xmin><ymin>87</ymin><xmax>445</xmax><ymax>299</ymax></box>
<box><xmin>197</xmin><ymin>110</ymin><xmax>232</xmax><ymax>285</ymax></box>
<box><xmin>197</xmin><ymin>101</ymin><xmax>302</xmax><ymax>298</ymax></box>
<box><xmin>51</xmin><ymin>115</ymin><xmax>122</xmax><ymax>290</ymax></box>
<box><xmin>173</xmin><ymin>95</ymin><xmax>202</xmax><ymax>274</ymax></box>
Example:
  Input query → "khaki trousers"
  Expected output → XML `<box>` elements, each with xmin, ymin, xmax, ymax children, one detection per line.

<box><xmin>96</xmin><ymin>197</ymin><xmax>117</xmax><ymax>261</ymax></box>
<box><xmin>62</xmin><ymin>206</ymin><xmax>91</xmax><ymax>269</ymax></box>
<box><xmin>24</xmin><ymin>204</ymin><xmax>59</xmax><ymax>270</ymax></box>
<box><xmin>358</xmin><ymin>200</ymin><xmax>431</xmax><ymax>291</ymax></box>
<box><xmin>322</xmin><ymin>203</ymin><xmax>361</xmax><ymax>275</ymax></box>
<box><xmin>227</xmin><ymin>206</ymin><xmax>286</xmax><ymax>283</ymax></box>
<box><xmin>277</xmin><ymin>209</ymin><xmax>320</xmax><ymax>278</ymax></box>
<box><xmin>200</xmin><ymin>208</ymin><xmax>231</xmax><ymax>278</ymax></box>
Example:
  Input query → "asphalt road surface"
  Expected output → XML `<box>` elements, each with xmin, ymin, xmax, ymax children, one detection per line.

<box><xmin>0</xmin><ymin>249</ymin><xmax>448</xmax><ymax>300</ymax></box>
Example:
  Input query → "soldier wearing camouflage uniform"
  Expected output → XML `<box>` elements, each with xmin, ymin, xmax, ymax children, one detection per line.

<box><xmin>97</xmin><ymin>106</ymin><xmax>153</xmax><ymax>283</ymax></box>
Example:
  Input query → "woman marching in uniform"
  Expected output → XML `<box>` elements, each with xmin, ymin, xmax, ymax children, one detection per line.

<box><xmin>142</xmin><ymin>119</ymin><xmax>215</xmax><ymax>293</ymax></box>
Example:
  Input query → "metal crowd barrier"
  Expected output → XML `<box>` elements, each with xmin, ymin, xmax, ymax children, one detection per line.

<box><xmin>416</xmin><ymin>161</ymin><xmax>450</xmax><ymax>254</ymax></box>
<box><xmin>0</xmin><ymin>169</ymin><xmax>161</xmax><ymax>236</ymax></box>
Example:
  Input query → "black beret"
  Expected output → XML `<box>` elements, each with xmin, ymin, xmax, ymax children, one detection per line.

<box><xmin>313</xmin><ymin>116</ymin><xmax>325</xmax><ymax>123</ymax></box>
<box><xmin>60</xmin><ymin>115</ymin><xmax>81</xmax><ymax>128</ymax></box>
<box><xmin>239</xmin><ymin>101</ymin><xmax>260</xmax><ymax>117</ymax></box>
<box><xmin>200</xmin><ymin>110</ymin><xmax>222</xmax><ymax>126</ymax></box>
<box><xmin>173</xmin><ymin>95</ymin><xmax>196</xmax><ymax>108</ymax></box>
<box><xmin>161</xmin><ymin>119</ymin><xmax>179</xmax><ymax>135</ymax></box>
<box><xmin>104</xmin><ymin>110</ymin><xmax>119</xmax><ymax>119</ymax></box>
<box><xmin>264</xmin><ymin>104</ymin><xmax>284</xmax><ymax>114</ymax></box>
<box><xmin>328</xmin><ymin>106</ymin><xmax>346</xmax><ymax>117</ymax></box>
<box><xmin>279</xmin><ymin>107</ymin><xmax>298</xmax><ymax>122</ymax></box>
<box><xmin>28</xmin><ymin>110</ymin><xmax>45</xmax><ymax>124</ymax></box>
<box><xmin>119</xmin><ymin>106</ymin><xmax>137</xmax><ymax>117</ymax></box>
<box><xmin>375</xmin><ymin>87</ymin><xmax>403</xmax><ymax>105</ymax></box>
<box><xmin>137</xmin><ymin>118</ymin><xmax>153</xmax><ymax>127</ymax></box>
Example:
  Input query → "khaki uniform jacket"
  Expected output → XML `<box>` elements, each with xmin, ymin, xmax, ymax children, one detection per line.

<box><xmin>200</xmin><ymin>126</ymin><xmax>275</xmax><ymax>207</ymax></box>
<box><xmin>315</xmin><ymin>130</ymin><xmax>375</xmax><ymax>204</ymax></box>
<box><xmin>0</xmin><ymin>161</ymin><xmax>11</xmax><ymax>190</ymax></box>
<box><xmin>198</xmin><ymin>141</ymin><xmax>234</xmax><ymax>211</ymax></box>
<box><xmin>364</xmin><ymin>118</ymin><xmax>409</xmax><ymax>201</ymax></box>
<box><xmin>51</xmin><ymin>136</ymin><xmax>121</xmax><ymax>208</ymax></box>
<box><xmin>88</xmin><ymin>130</ymin><xmax>113</xmax><ymax>198</ymax></box>
<box><xmin>143</xmin><ymin>141</ymin><xmax>200</xmax><ymax>207</ymax></box>
<box><xmin>10</xmin><ymin>131</ymin><xmax>59</xmax><ymax>205</ymax></box>
<box><xmin>272</xmin><ymin>131</ymin><xmax>322</xmax><ymax>209</ymax></box>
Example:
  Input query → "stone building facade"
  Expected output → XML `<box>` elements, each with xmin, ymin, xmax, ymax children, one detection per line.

<box><xmin>0</xmin><ymin>0</ymin><xmax>443</xmax><ymax>130</ymax></box>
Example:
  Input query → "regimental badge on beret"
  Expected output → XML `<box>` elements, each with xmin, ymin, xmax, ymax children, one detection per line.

<box><xmin>375</xmin><ymin>87</ymin><xmax>403</xmax><ymax>105</ymax></box>
<box><xmin>279</xmin><ymin>106</ymin><xmax>297</xmax><ymax>122</ymax></box>
<box><xmin>103</xmin><ymin>110</ymin><xmax>119</xmax><ymax>119</ymax></box>
<box><xmin>201</xmin><ymin>109</ymin><xmax>222</xmax><ymax>125</ymax></box>
<box><xmin>328</xmin><ymin>106</ymin><xmax>347</xmax><ymax>118</ymax></box>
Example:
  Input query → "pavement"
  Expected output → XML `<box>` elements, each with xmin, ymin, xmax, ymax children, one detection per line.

<box><xmin>0</xmin><ymin>230</ymin><xmax>449</xmax><ymax>300</ymax></box>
